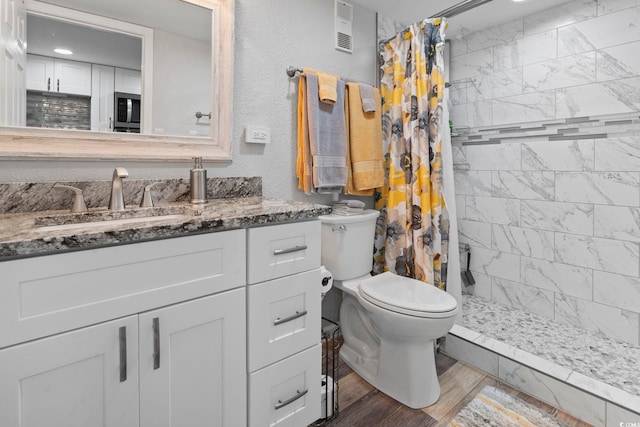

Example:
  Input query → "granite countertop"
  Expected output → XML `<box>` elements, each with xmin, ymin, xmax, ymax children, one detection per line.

<box><xmin>0</xmin><ymin>196</ymin><xmax>331</xmax><ymax>260</ymax></box>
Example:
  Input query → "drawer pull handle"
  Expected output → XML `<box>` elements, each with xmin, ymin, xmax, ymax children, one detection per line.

<box><xmin>153</xmin><ymin>317</ymin><xmax>160</xmax><ymax>370</ymax></box>
<box><xmin>119</xmin><ymin>326</ymin><xmax>127</xmax><ymax>382</ymax></box>
<box><xmin>273</xmin><ymin>245</ymin><xmax>307</xmax><ymax>255</ymax></box>
<box><xmin>274</xmin><ymin>310</ymin><xmax>308</xmax><ymax>326</ymax></box>
<box><xmin>274</xmin><ymin>389</ymin><xmax>308</xmax><ymax>410</ymax></box>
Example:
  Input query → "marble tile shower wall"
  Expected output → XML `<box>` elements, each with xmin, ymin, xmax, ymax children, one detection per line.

<box><xmin>450</xmin><ymin>0</ymin><xmax>640</xmax><ymax>347</ymax></box>
<box><xmin>454</xmin><ymin>135</ymin><xmax>640</xmax><ymax>346</ymax></box>
<box><xmin>448</xmin><ymin>0</ymin><xmax>640</xmax><ymax>128</ymax></box>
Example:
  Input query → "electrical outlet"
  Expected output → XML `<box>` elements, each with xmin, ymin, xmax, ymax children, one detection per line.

<box><xmin>245</xmin><ymin>126</ymin><xmax>271</xmax><ymax>144</ymax></box>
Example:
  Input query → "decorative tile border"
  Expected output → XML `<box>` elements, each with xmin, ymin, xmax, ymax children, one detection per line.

<box><xmin>453</xmin><ymin>111</ymin><xmax>640</xmax><ymax>146</ymax></box>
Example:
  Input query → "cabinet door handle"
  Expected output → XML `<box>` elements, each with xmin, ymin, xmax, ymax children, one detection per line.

<box><xmin>274</xmin><ymin>389</ymin><xmax>308</xmax><ymax>410</ymax></box>
<box><xmin>47</xmin><ymin>77</ymin><xmax>50</xmax><ymax>91</ymax></box>
<box><xmin>273</xmin><ymin>245</ymin><xmax>307</xmax><ymax>256</ymax></box>
<box><xmin>153</xmin><ymin>317</ymin><xmax>160</xmax><ymax>370</ymax></box>
<box><xmin>274</xmin><ymin>310</ymin><xmax>307</xmax><ymax>326</ymax></box>
<box><xmin>109</xmin><ymin>117</ymin><xmax>112</xmax><ymax>130</ymax></box>
<box><xmin>57</xmin><ymin>79</ymin><xmax>60</xmax><ymax>92</ymax></box>
<box><xmin>119</xmin><ymin>326</ymin><xmax>127</xmax><ymax>382</ymax></box>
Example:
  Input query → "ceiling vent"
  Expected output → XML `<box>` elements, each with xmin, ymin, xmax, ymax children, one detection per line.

<box><xmin>335</xmin><ymin>0</ymin><xmax>353</xmax><ymax>54</ymax></box>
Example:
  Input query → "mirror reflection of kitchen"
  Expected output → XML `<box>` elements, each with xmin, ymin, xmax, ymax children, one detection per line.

<box><xmin>6</xmin><ymin>0</ymin><xmax>213</xmax><ymax>138</ymax></box>
<box><xmin>26</xmin><ymin>15</ymin><xmax>143</xmax><ymax>132</ymax></box>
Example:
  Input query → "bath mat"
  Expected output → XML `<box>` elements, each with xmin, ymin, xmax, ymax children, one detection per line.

<box><xmin>448</xmin><ymin>385</ymin><xmax>570</xmax><ymax>427</ymax></box>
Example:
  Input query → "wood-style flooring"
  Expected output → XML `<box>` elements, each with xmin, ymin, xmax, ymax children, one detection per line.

<box><xmin>320</xmin><ymin>344</ymin><xmax>592</xmax><ymax>427</ymax></box>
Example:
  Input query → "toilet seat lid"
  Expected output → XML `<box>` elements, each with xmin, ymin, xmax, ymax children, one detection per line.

<box><xmin>358</xmin><ymin>272</ymin><xmax>458</xmax><ymax>317</ymax></box>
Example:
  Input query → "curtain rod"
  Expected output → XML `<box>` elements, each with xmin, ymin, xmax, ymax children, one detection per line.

<box><xmin>379</xmin><ymin>0</ymin><xmax>494</xmax><ymax>46</ymax></box>
<box><xmin>431</xmin><ymin>0</ymin><xmax>494</xmax><ymax>18</ymax></box>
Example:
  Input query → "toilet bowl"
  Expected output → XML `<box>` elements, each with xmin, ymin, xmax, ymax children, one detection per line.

<box><xmin>319</xmin><ymin>210</ymin><xmax>459</xmax><ymax>409</ymax></box>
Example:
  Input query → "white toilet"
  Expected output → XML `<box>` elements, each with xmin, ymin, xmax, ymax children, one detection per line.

<box><xmin>319</xmin><ymin>209</ymin><xmax>459</xmax><ymax>409</ymax></box>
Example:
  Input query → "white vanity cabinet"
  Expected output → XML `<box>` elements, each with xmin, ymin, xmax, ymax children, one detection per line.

<box><xmin>26</xmin><ymin>54</ymin><xmax>92</xmax><ymax>96</ymax></box>
<box><xmin>0</xmin><ymin>230</ymin><xmax>247</xmax><ymax>427</ymax></box>
<box><xmin>246</xmin><ymin>220</ymin><xmax>322</xmax><ymax>427</ymax></box>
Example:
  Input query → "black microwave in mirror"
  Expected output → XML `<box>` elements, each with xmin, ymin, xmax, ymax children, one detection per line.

<box><xmin>114</xmin><ymin>92</ymin><xmax>141</xmax><ymax>132</ymax></box>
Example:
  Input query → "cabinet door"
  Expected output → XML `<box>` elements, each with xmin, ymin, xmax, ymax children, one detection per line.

<box><xmin>91</xmin><ymin>64</ymin><xmax>115</xmax><ymax>131</ymax></box>
<box><xmin>26</xmin><ymin>54</ymin><xmax>53</xmax><ymax>91</ymax></box>
<box><xmin>54</xmin><ymin>58</ymin><xmax>92</xmax><ymax>96</ymax></box>
<box><xmin>0</xmin><ymin>316</ymin><xmax>139</xmax><ymax>427</ymax></box>
<box><xmin>139</xmin><ymin>288</ymin><xmax>247</xmax><ymax>427</ymax></box>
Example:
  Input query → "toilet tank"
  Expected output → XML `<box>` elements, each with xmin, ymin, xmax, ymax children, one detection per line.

<box><xmin>318</xmin><ymin>210</ymin><xmax>380</xmax><ymax>281</ymax></box>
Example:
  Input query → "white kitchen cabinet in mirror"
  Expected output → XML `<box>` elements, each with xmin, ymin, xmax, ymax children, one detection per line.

<box><xmin>26</xmin><ymin>54</ymin><xmax>92</xmax><ymax>96</ymax></box>
<box><xmin>0</xmin><ymin>0</ymin><xmax>234</xmax><ymax>161</ymax></box>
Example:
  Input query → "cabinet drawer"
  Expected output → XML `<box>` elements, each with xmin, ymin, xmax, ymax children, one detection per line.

<box><xmin>0</xmin><ymin>229</ymin><xmax>246</xmax><ymax>349</ymax></box>
<box><xmin>249</xmin><ymin>344</ymin><xmax>320</xmax><ymax>427</ymax></box>
<box><xmin>247</xmin><ymin>221</ymin><xmax>320</xmax><ymax>284</ymax></box>
<box><xmin>247</xmin><ymin>269</ymin><xmax>321</xmax><ymax>372</ymax></box>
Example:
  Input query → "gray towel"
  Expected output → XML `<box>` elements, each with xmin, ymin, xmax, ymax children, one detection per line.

<box><xmin>358</xmin><ymin>83</ymin><xmax>377</xmax><ymax>113</ymax></box>
<box><xmin>305</xmin><ymin>73</ymin><xmax>347</xmax><ymax>189</ymax></box>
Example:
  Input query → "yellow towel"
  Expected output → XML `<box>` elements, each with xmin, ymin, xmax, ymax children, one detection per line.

<box><xmin>318</xmin><ymin>72</ymin><xmax>338</xmax><ymax>104</ymax></box>
<box><xmin>344</xmin><ymin>87</ymin><xmax>373</xmax><ymax>196</ymax></box>
<box><xmin>296</xmin><ymin>74</ymin><xmax>313</xmax><ymax>193</ymax></box>
<box><xmin>303</xmin><ymin>68</ymin><xmax>340</xmax><ymax>104</ymax></box>
<box><xmin>345</xmin><ymin>82</ymin><xmax>384</xmax><ymax>191</ymax></box>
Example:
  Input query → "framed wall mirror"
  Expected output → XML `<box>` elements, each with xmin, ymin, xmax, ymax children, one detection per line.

<box><xmin>0</xmin><ymin>0</ymin><xmax>234</xmax><ymax>161</ymax></box>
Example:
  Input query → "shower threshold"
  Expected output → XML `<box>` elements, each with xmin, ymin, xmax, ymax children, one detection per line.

<box><xmin>442</xmin><ymin>295</ymin><xmax>640</xmax><ymax>426</ymax></box>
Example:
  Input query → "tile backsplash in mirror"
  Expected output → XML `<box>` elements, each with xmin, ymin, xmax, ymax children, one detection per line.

<box><xmin>26</xmin><ymin>91</ymin><xmax>91</xmax><ymax>130</ymax></box>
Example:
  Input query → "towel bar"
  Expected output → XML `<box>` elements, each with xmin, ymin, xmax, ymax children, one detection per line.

<box><xmin>286</xmin><ymin>66</ymin><xmax>303</xmax><ymax>77</ymax></box>
<box><xmin>195</xmin><ymin>111</ymin><xmax>211</xmax><ymax>119</ymax></box>
<box><xmin>286</xmin><ymin>65</ymin><xmax>373</xmax><ymax>86</ymax></box>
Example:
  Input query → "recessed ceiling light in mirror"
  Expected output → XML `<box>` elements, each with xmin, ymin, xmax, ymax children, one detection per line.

<box><xmin>53</xmin><ymin>48</ymin><xmax>73</xmax><ymax>55</ymax></box>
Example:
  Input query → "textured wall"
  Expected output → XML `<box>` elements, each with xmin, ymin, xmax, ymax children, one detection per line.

<box><xmin>449</xmin><ymin>0</ymin><xmax>640</xmax><ymax>128</ymax></box>
<box><xmin>0</xmin><ymin>0</ymin><xmax>377</xmax><ymax>205</ymax></box>
<box><xmin>451</xmin><ymin>0</ymin><xmax>640</xmax><ymax>346</ymax></box>
<box><xmin>152</xmin><ymin>29</ymin><xmax>211</xmax><ymax>137</ymax></box>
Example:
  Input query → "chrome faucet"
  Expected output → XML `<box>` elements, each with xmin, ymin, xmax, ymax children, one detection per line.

<box><xmin>108</xmin><ymin>167</ymin><xmax>129</xmax><ymax>211</ymax></box>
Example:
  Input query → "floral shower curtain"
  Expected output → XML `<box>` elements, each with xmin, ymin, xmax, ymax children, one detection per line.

<box><xmin>373</xmin><ymin>18</ymin><xmax>450</xmax><ymax>290</ymax></box>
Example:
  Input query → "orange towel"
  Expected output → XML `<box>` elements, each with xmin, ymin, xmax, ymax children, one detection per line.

<box><xmin>345</xmin><ymin>82</ymin><xmax>383</xmax><ymax>191</ymax></box>
<box><xmin>296</xmin><ymin>74</ymin><xmax>313</xmax><ymax>193</ymax></box>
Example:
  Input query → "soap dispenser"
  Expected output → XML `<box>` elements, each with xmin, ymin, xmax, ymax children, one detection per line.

<box><xmin>190</xmin><ymin>157</ymin><xmax>208</xmax><ymax>204</ymax></box>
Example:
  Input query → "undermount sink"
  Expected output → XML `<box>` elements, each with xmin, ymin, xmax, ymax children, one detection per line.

<box><xmin>33</xmin><ymin>205</ymin><xmax>196</xmax><ymax>232</ymax></box>
<box><xmin>34</xmin><ymin>214</ymin><xmax>187</xmax><ymax>233</ymax></box>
